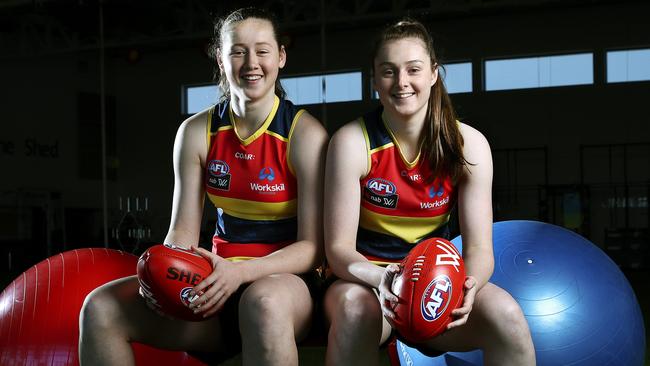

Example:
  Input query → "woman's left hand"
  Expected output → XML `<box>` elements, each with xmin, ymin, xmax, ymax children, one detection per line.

<box><xmin>447</xmin><ymin>276</ymin><xmax>477</xmax><ymax>330</ymax></box>
<box><xmin>187</xmin><ymin>247</ymin><xmax>243</xmax><ymax>318</ymax></box>
<box><xmin>378</xmin><ymin>263</ymin><xmax>401</xmax><ymax>322</ymax></box>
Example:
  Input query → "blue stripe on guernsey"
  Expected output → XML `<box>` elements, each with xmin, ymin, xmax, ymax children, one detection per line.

<box><xmin>356</xmin><ymin>105</ymin><xmax>457</xmax><ymax>261</ymax></box>
<box><xmin>210</xmin><ymin>101</ymin><xmax>232</xmax><ymax>131</ymax></box>
<box><xmin>362</xmin><ymin>108</ymin><xmax>392</xmax><ymax>149</ymax></box>
<box><xmin>357</xmin><ymin>224</ymin><xmax>451</xmax><ymax>260</ymax></box>
<box><xmin>215</xmin><ymin>212</ymin><xmax>297</xmax><ymax>243</ymax></box>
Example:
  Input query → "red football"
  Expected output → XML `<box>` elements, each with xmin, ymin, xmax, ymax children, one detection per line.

<box><xmin>137</xmin><ymin>243</ymin><xmax>213</xmax><ymax>321</ymax></box>
<box><xmin>390</xmin><ymin>237</ymin><xmax>466</xmax><ymax>343</ymax></box>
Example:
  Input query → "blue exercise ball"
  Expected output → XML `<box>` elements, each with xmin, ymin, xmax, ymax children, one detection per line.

<box><xmin>397</xmin><ymin>220</ymin><xmax>646</xmax><ymax>366</ymax></box>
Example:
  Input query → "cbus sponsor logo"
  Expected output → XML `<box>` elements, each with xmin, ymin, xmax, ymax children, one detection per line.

<box><xmin>363</xmin><ymin>178</ymin><xmax>398</xmax><ymax>209</ymax></box>
<box><xmin>421</xmin><ymin>275</ymin><xmax>452</xmax><ymax>322</ymax></box>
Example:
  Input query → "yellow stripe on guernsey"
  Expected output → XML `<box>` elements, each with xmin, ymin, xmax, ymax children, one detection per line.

<box><xmin>369</xmin><ymin>259</ymin><xmax>401</xmax><ymax>266</ymax></box>
<box><xmin>207</xmin><ymin>195</ymin><xmax>297</xmax><ymax>221</ymax></box>
<box><xmin>225</xmin><ymin>256</ymin><xmax>255</xmax><ymax>262</ymax></box>
<box><xmin>230</xmin><ymin>96</ymin><xmax>279</xmax><ymax>146</ymax></box>
<box><xmin>359</xmin><ymin>206</ymin><xmax>451</xmax><ymax>244</ymax></box>
<box><xmin>284</xmin><ymin>109</ymin><xmax>305</xmax><ymax>176</ymax></box>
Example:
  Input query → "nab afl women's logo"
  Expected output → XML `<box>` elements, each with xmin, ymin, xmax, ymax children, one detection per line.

<box><xmin>208</xmin><ymin>160</ymin><xmax>230</xmax><ymax>177</ymax></box>
<box><xmin>367</xmin><ymin>178</ymin><xmax>396</xmax><ymax>196</ymax></box>
<box><xmin>363</xmin><ymin>178</ymin><xmax>398</xmax><ymax>209</ymax></box>
<box><xmin>207</xmin><ymin>160</ymin><xmax>231</xmax><ymax>190</ymax></box>
<box><xmin>420</xmin><ymin>275</ymin><xmax>452</xmax><ymax>322</ymax></box>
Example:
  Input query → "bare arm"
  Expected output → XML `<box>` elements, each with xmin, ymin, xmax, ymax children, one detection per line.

<box><xmin>324</xmin><ymin>121</ymin><xmax>386</xmax><ymax>288</ymax></box>
<box><xmin>164</xmin><ymin>110</ymin><xmax>209</xmax><ymax>248</ymax></box>
<box><xmin>457</xmin><ymin>123</ymin><xmax>495</xmax><ymax>291</ymax></box>
<box><xmin>445</xmin><ymin>122</ymin><xmax>495</xmax><ymax>329</ymax></box>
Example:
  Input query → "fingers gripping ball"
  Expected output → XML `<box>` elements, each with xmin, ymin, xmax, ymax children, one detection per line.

<box><xmin>137</xmin><ymin>243</ymin><xmax>213</xmax><ymax>321</ymax></box>
<box><xmin>391</xmin><ymin>237</ymin><xmax>466</xmax><ymax>343</ymax></box>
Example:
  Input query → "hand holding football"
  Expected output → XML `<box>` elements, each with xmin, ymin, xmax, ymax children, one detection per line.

<box><xmin>390</xmin><ymin>237</ymin><xmax>466</xmax><ymax>343</ymax></box>
<box><xmin>137</xmin><ymin>244</ymin><xmax>213</xmax><ymax>321</ymax></box>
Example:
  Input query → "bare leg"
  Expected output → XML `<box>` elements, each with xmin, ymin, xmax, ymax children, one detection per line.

<box><xmin>239</xmin><ymin>273</ymin><xmax>313</xmax><ymax>366</ymax></box>
<box><xmin>420</xmin><ymin>282</ymin><xmax>535</xmax><ymax>366</ymax></box>
<box><xmin>79</xmin><ymin>275</ymin><xmax>227</xmax><ymax>366</ymax></box>
<box><xmin>324</xmin><ymin>280</ymin><xmax>392</xmax><ymax>366</ymax></box>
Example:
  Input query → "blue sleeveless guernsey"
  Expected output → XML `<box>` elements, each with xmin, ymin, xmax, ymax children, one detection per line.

<box><xmin>205</xmin><ymin>96</ymin><xmax>304</xmax><ymax>260</ymax></box>
<box><xmin>357</xmin><ymin>106</ymin><xmax>457</xmax><ymax>264</ymax></box>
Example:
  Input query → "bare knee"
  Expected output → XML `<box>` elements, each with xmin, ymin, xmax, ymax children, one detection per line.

<box><xmin>326</xmin><ymin>282</ymin><xmax>382</xmax><ymax>335</ymax></box>
<box><xmin>80</xmin><ymin>286</ymin><xmax>124</xmax><ymax>333</ymax></box>
<box><xmin>480</xmin><ymin>288</ymin><xmax>534</xmax><ymax>356</ymax></box>
<box><xmin>500</xmin><ymin>300</ymin><xmax>533</xmax><ymax>350</ymax></box>
<box><xmin>240</xmin><ymin>290</ymin><xmax>288</xmax><ymax>334</ymax></box>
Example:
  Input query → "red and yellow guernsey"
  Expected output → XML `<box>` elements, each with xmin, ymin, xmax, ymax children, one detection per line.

<box><xmin>358</xmin><ymin>107</ymin><xmax>456</xmax><ymax>265</ymax></box>
<box><xmin>205</xmin><ymin>96</ymin><xmax>303</xmax><ymax>261</ymax></box>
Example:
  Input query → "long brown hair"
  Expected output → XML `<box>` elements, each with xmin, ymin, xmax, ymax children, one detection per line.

<box><xmin>208</xmin><ymin>7</ymin><xmax>287</xmax><ymax>103</ymax></box>
<box><xmin>372</xmin><ymin>19</ymin><xmax>469</xmax><ymax>182</ymax></box>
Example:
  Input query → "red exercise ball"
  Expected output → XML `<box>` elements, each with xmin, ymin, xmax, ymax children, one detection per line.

<box><xmin>137</xmin><ymin>244</ymin><xmax>213</xmax><ymax>321</ymax></box>
<box><xmin>391</xmin><ymin>237</ymin><xmax>466</xmax><ymax>343</ymax></box>
<box><xmin>0</xmin><ymin>247</ymin><xmax>207</xmax><ymax>366</ymax></box>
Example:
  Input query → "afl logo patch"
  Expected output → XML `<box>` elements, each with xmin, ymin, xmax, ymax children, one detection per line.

<box><xmin>206</xmin><ymin>160</ymin><xmax>231</xmax><ymax>191</ymax></box>
<box><xmin>421</xmin><ymin>275</ymin><xmax>452</xmax><ymax>322</ymax></box>
<box><xmin>208</xmin><ymin>160</ymin><xmax>230</xmax><ymax>177</ymax></box>
<box><xmin>367</xmin><ymin>178</ymin><xmax>396</xmax><ymax>196</ymax></box>
<box><xmin>363</xmin><ymin>178</ymin><xmax>398</xmax><ymax>209</ymax></box>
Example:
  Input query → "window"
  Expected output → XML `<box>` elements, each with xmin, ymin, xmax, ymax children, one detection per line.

<box><xmin>183</xmin><ymin>71</ymin><xmax>363</xmax><ymax>114</ymax></box>
<box><xmin>607</xmin><ymin>48</ymin><xmax>650</xmax><ymax>83</ymax></box>
<box><xmin>371</xmin><ymin>62</ymin><xmax>473</xmax><ymax>98</ymax></box>
<box><xmin>485</xmin><ymin>53</ymin><xmax>593</xmax><ymax>91</ymax></box>
<box><xmin>184</xmin><ymin>84</ymin><xmax>221</xmax><ymax>114</ymax></box>
<box><xmin>281</xmin><ymin>71</ymin><xmax>362</xmax><ymax>105</ymax></box>
<box><xmin>440</xmin><ymin>62</ymin><xmax>473</xmax><ymax>94</ymax></box>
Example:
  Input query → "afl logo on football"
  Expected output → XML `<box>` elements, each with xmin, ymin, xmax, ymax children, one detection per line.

<box><xmin>208</xmin><ymin>160</ymin><xmax>230</xmax><ymax>177</ymax></box>
<box><xmin>366</xmin><ymin>178</ymin><xmax>397</xmax><ymax>196</ymax></box>
<box><xmin>180</xmin><ymin>287</ymin><xmax>195</xmax><ymax>307</ymax></box>
<box><xmin>421</xmin><ymin>275</ymin><xmax>452</xmax><ymax>322</ymax></box>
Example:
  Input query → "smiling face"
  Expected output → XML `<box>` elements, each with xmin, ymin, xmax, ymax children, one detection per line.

<box><xmin>373</xmin><ymin>37</ymin><xmax>438</xmax><ymax>122</ymax></box>
<box><xmin>218</xmin><ymin>17</ymin><xmax>286</xmax><ymax>102</ymax></box>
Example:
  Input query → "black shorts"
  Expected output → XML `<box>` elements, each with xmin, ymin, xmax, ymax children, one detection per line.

<box><xmin>189</xmin><ymin>270</ymin><xmax>324</xmax><ymax>364</ymax></box>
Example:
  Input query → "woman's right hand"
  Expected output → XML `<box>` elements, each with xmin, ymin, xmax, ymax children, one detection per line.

<box><xmin>187</xmin><ymin>247</ymin><xmax>243</xmax><ymax>317</ymax></box>
<box><xmin>377</xmin><ymin>263</ymin><xmax>401</xmax><ymax>322</ymax></box>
